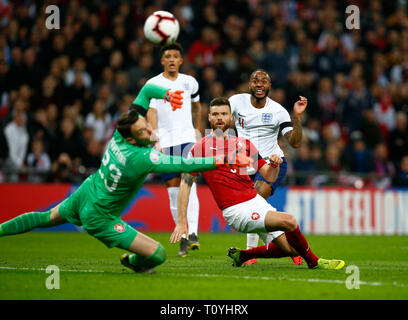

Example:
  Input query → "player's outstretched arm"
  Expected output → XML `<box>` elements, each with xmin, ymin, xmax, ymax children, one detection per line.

<box><xmin>149</xmin><ymin>149</ymin><xmax>253</xmax><ymax>174</ymax></box>
<box><xmin>285</xmin><ymin>96</ymin><xmax>307</xmax><ymax>148</ymax></box>
<box><xmin>130</xmin><ymin>83</ymin><xmax>184</xmax><ymax>116</ymax></box>
<box><xmin>170</xmin><ymin>173</ymin><xmax>197</xmax><ymax>244</ymax></box>
<box><xmin>258</xmin><ymin>154</ymin><xmax>282</xmax><ymax>183</ymax></box>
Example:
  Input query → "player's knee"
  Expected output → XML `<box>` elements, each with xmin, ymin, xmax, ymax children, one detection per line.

<box><xmin>285</xmin><ymin>214</ymin><xmax>297</xmax><ymax>230</ymax></box>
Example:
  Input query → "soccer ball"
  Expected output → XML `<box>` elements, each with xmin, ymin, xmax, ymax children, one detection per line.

<box><xmin>143</xmin><ymin>11</ymin><xmax>180</xmax><ymax>46</ymax></box>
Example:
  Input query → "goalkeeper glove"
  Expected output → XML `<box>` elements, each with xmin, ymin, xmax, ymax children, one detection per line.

<box><xmin>214</xmin><ymin>145</ymin><xmax>253</xmax><ymax>169</ymax></box>
<box><xmin>164</xmin><ymin>90</ymin><xmax>184</xmax><ymax>111</ymax></box>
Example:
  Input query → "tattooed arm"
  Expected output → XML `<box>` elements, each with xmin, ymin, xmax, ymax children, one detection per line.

<box><xmin>284</xmin><ymin>96</ymin><xmax>307</xmax><ymax>148</ymax></box>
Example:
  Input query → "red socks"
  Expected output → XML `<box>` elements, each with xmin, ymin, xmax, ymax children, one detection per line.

<box><xmin>239</xmin><ymin>227</ymin><xmax>319</xmax><ymax>268</ymax></box>
<box><xmin>285</xmin><ymin>226</ymin><xmax>319</xmax><ymax>268</ymax></box>
<box><xmin>240</xmin><ymin>242</ymin><xmax>288</xmax><ymax>262</ymax></box>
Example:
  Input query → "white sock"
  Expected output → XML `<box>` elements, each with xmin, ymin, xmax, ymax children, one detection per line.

<box><xmin>187</xmin><ymin>183</ymin><xmax>199</xmax><ymax>236</ymax></box>
<box><xmin>167</xmin><ymin>187</ymin><xmax>179</xmax><ymax>225</ymax></box>
<box><xmin>246</xmin><ymin>233</ymin><xmax>260</xmax><ymax>249</ymax></box>
<box><xmin>258</xmin><ymin>233</ymin><xmax>273</xmax><ymax>246</ymax></box>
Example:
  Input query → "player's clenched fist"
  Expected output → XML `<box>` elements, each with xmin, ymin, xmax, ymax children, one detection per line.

<box><xmin>164</xmin><ymin>89</ymin><xmax>184</xmax><ymax>111</ymax></box>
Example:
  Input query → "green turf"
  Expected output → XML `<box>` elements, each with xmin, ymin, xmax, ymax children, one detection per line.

<box><xmin>0</xmin><ymin>232</ymin><xmax>407</xmax><ymax>300</ymax></box>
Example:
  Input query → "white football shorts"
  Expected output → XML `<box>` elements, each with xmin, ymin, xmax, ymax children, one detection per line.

<box><xmin>222</xmin><ymin>194</ymin><xmax>284</xmax><ymax>239</ymax></box>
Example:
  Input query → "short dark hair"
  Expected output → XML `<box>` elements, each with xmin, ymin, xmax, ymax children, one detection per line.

<box><xmin>250</xmin><ymin>69</ymin><xmax>271</xmax><ymax>80</ymax></box>
<box><xmin>160</xmin><ymin>42</ymin><xmax>183</xmax><ymax>58</ymax></box>
<box><xmin>116</xmin><ymin>109</ymin><xmax>139</xmax><ymax>138</ymax></box>
<box><xmin>209</xmin><ymin>97</ymin><xmax>231</xmax><ymax>110</ymax></box>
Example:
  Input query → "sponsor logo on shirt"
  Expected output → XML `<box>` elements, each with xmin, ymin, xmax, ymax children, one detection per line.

<box><xmin>184</xmin><ymin>83</ymin><xmax>190</xmax><ymax>91</ymax></box>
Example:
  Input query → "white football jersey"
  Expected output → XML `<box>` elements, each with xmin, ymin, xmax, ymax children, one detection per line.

<box><xmin>147</xmin><ymin>73</ymin><xmax>200</xmax><ymax>148</ymax></box>
<box><xmin>229</xmin><ymin>93</ymin><xmax>293</xmax><ymax>158</ymax></box>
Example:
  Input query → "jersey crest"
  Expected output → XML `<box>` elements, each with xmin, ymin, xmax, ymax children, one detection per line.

<box><xmin>251</xmin><ymin>212</ymin><xmax>260</xmax><ymax>220</ymax></box>
<box><xmin>262</xmin><ymin>113</ymin><xmax>273</xmax><ymax>124</ymax></box>
<box><xmin>114</xmin><ymin>223</ymin><xmax>125</xmax><ymax>233</ymax></box>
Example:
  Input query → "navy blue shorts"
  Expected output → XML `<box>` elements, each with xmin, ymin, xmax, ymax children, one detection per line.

<box><xmin>161</xmin><ymin>142</ymin><xmax>195</xmax><ymax>181</ymax></box>
<box><xmin>250</xmin><ymin>157</ymin><xmax>287</xmax><ymax>195</ymax></box>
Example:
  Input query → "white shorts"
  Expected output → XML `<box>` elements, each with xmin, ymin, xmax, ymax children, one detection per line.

<box><xmin>222</xmin><ymin>194</ymin><xmax>284</xmax><ymax>239</ymax></box>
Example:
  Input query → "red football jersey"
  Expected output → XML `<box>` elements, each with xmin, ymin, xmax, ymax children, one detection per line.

<box><xmin>190</xmin><ymin>135</ymin><xmax>267</xmax><ymax>210</ymax></box>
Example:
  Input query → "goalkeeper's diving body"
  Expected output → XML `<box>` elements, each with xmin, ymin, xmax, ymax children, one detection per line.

<box><xmin>0</xmin><ymin>84</ymin><xmax>252</xmax><ymax>274</ymax></box>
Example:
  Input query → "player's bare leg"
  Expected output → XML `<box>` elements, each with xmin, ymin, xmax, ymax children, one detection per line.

<box><xmin>120</xmin><ymin>232</ymin><xmax>166</xmax><ymax>274</ymax></box>
<box><xmin>49</xmin><ymin>204</ymin><xmax>67</xmax><ymax>225</ymax></box>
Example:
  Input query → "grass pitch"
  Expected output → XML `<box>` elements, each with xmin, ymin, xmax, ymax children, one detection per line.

<box><xmin>0</xmin><ymin>232</ymin><xmax>407</xmax><ymax>300</ymax></box>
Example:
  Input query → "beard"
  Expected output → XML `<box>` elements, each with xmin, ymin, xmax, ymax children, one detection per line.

<box><xmin>250</xmin><ymin>87</ymin><xmax>269</xmax><ymax>101</ymax></box>
<box><xmin>210</xmin><ymin>120</ymin><xmax>231</xmax><ymax>135</ymax></box>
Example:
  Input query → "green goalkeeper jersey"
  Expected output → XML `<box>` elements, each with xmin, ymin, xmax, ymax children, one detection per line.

<box><xmin>83</xmin><ymin>129</ymin><xmax>215</xmax><ymax>218</ymax></box>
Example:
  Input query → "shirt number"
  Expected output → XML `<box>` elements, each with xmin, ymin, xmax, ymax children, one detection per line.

<box><xmin>99</xmin><ymin>152</ymin><xmax>122</xmax><ymax>192</ymax></box>
<box><xmin>238</xmin><ymin>117</ymin><xmax>245</xmax><ymax>128</ymax></box>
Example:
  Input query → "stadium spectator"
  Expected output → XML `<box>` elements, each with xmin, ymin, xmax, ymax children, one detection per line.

<box><xmin>127</xmin><ymin>53</ymin><xmax>155</xmax><ymax>88</ymax></box>
<box><xmin>348</xmin><ymin>133</ymin><xmax>375</xmax><ymax>174</ymax></box>
<box><xmin>372</xmin><ymin>142</ymin><xmax>395</xmax><ymax>188</ymax></box>
<box><xmin>373</xmin><ymin>91</ymin><xmax>396</xmax><ymax>137</ymax></box>
<box><xmin>293</xmin><ymin>142</ymin><xmax>317</xmax><ymax>185</ymax></box>
<box><xmin>392</xmin><ymin>155</ymin><xmax>408</xmax><ymax>188</ymax></box>
<box><xmin>65</xmin><ymin>58</ymin><xmax>92</xmax><ymax>89</ymax></box>
<box><xmin>85</xmin><ymin>99</ymin><xmax>112</xmax><ymax>144</ymax></box>
<box><xmin>316</xmin><ymin>77</ymin><xmax>338</xmax><ymax>124</ymax></box>
<box><xmin>3</xmin><ymin>108</ymin><xmax>29</xmax><ymax>181</ymax></box>
<box><xmin>26</xmin><ymin>138</ymin><xmax>51</xmax><ymax>183</ymax></box>
<box><xmin>322</xmin><ymin>143</ymin><xmax>342</xmax><ymax>174</ymax></box>
<box><xmin>389</xmin><ymin>111</ymin><xmax>408</xmax><ymax>166</ymax></box>
<box><xmin>261</xmin><ymin>37</ymin><xmax>290</xmax><ymax>88</ymax></box>
<box><xmin>342</xmin><ymin>77</ymin><xmax>375</xmax><ymax>133</ymax></box>
<box><xmin>81</xmin><ymin>138</ymin><xmax>103</xmax><ymax>173</ymax></box>
<box><xmin>187</xmin><ymin>26</ymin><xmax>220</xmax><ymax>67</ymax></box>
<box><xmin>54</xmin><ymin>117</ymin><xmax>83</xmax><ymax>163</ymax></box>
<box><xmin>359</xmin><ymin>109</ymin><xmax>383</xmax><ymax>150</ymax></box>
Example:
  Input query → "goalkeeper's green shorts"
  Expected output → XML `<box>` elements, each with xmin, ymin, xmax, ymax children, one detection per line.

<box><xmin>58</xmin><ymin>179</ymin><xmax>138</xmax><ymax>250</ymax></box>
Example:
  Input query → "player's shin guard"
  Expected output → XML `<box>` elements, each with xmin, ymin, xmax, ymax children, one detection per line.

<box><xmin>0</xmin><ymin>210</ymin><xmax>53</xmax><ymax>236</ymax></box>
<box><xmin>129</xmin><ymin>243</ymin><xmax>167</xmax><ymax>269</ymax></box>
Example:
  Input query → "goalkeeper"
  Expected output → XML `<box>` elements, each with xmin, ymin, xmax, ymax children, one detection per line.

<box><xmin>0</xmin><ymin>83</ymin><xmax>252</xmax><ymax>274</ymax></box>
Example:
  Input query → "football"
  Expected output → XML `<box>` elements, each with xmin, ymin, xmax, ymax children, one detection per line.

<box><xmin>143</xmin><ymin>11</ymin><xmax>180</xmax><ymax>46</ymax></box>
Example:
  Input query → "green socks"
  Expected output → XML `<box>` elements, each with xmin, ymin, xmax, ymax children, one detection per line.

<box><xmin>129</xmin><ymin>243</ymin><xmax>167</xmax><ymax>269</ymax></box>
<box><xmin>0</xmin><ymin>210</ymin><xmax>53</xmax><ymax>236</ymax></box>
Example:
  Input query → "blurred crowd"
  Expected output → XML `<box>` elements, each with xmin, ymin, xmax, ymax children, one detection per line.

<box><xmin>0</xmin><ymin>0</ymin><xmax>408</xmax><ymax>188</ymax></box>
